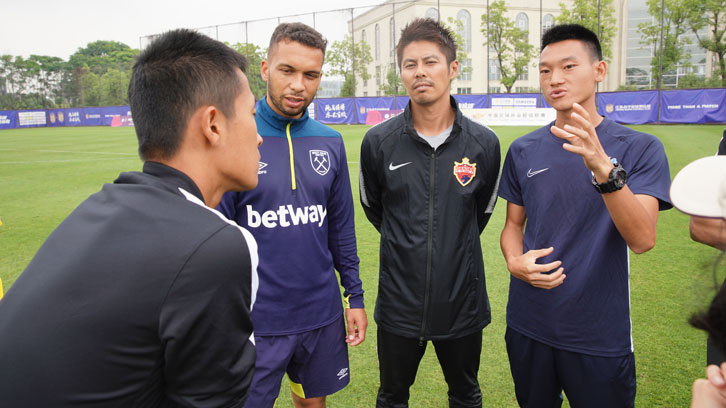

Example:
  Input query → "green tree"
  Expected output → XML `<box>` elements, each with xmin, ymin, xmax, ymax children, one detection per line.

<box><xmin>638</xmin><ymin>0</ymin><xmax>692</xmax><ymax>88</ymax></box>
<box><xmin>325</xmin><ymin>35</ymin><xmax>372</xmax><ymax>97</ymax></box>
<box><xmin>381</xmin><ymin>67</ymin><xmax>406</xmax><ymax>96</ymax></box>
<box><xmin>100</xmin><ymin>68</ymin><xmax>129</xmax><ymax>106</ymax></box>
<box><xmin>27</xmin><ymin>55</ymin><xmax>64</xmax><ymax>108</ymax></box>
<box><xmin>684</xmin><ymin>0</ymin><xmax>726</xmax><ymax>86</ymax></box>
<box><xmin>81</xmin><ymin>70</ymin><xmax>100</xmax><ymax>107</ymax></box>
<box><xmin>480</xmin><ymin>0</ymin><xmax>536</xmax><ymax>93</ymax></box>
<box><xmin>444</xmin><ymin>17</ymin><xmax>472</xmax><ymax>80</ymax></box>
<box><xmin>555</xmin><ymin>0</ymin><xmax>617</xmax><ymax>61</ymax></box>
<box><xmin>229</xmin><ymin>43</ymin><xmax>267</xmax><ymax>100</ymax></box>
<box><xmin>66</xmin><ymin>41</ymin><xmax>138</xmax><ymax>107</ymax></box>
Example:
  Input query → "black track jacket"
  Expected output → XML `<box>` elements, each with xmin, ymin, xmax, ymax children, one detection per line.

<box><xmin>0</xmin><ymin>162</ymin><xmax>257</xmax><ymax>407</ymax></box>
<box><xmin>359</xmin><ymin>97</ymin><xmax>501</xmax><ymax>341</ymax></box>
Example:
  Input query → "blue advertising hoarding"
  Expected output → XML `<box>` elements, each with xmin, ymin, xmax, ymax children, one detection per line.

<box><xmin>47</xmin><ymin>108</ymin><xmax>85</xmax><ymax>127</ymax></box>
<box><xmin>316</xmin><ymin>98</ymin><xmax>355</xmax><ymax>124</ymax></box>
<box><xmin>354</xmin><ymin>97</ymin><xmax>395</xmax><ymax>124</ymax></box>
<box><xmin>0</xmin><ymin>111</ymin><xmax>17</xmax><ymax>129</ymax></box>
<box><xmin>453</xmin><ymin>94</ymin><xmax>488</xmax><ymax>109</ymax></box>
<box><xmin>660</xmin><ymin>89</ymin><xmax>726</xmax><ymax>124</ymax></box>
<box><xmin>598</xmin><ymin>91</ymin><xmax>659</xmax><ymax>124</ymax></box>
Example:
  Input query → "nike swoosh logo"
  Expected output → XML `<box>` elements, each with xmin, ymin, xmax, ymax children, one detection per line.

<box><xmin>527</xmin><ymin>168</ymin><xmax>549</xmax><ymax>177</ymax></box>
<box><xmin>389</xmin><ymin>162</ymin><xmax>412</xmax><ymax>171</ymax></box>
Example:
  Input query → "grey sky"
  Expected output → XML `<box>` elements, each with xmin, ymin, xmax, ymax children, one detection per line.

<box><xmin>1</xmin><ymin>0</ymin><xmax>383</xmax><ymax>59</ymax></box>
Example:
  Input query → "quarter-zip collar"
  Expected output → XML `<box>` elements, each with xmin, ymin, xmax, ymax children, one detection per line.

<box><xmin>256</xmin><ymin>95</ymin><xmax>311</xmax><ymax>132</ymax></box>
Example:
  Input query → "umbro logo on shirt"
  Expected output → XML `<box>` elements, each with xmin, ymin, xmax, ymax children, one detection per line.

<box><xmin>258</xmin><ymin>162</ymin><xmax>268</xmax><ymax>175</ymax></box>
<box><xmin>389</xmin><ymin>162</ymin><xmax>412</xmax><ymax>171</ymax></box>
<box><xmin>526</xmin><ymin>168</ymin><xmax>549</xmax><ymax>177</ymax></box>
<box><xmin>336</xmin><ymin>368</ymin><xmax>349</xmax><ymax>380</ymax></box>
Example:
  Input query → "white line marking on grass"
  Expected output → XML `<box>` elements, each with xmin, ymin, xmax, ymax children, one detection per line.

<box><xmin>0</xmin><ymin>157</ymin><xmax>133</xmax><ymax>165</ymax></box>
<box><xmin>0</xmin><ymin>148</ymin><xmax>136</xmax><ymax>156</ymax></box>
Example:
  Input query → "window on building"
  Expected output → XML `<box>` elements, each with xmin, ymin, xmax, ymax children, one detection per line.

<box><xmin>376</xmin><ymin>66</ymin><xmax>381</xmax><ymax>86</ymax></box>
<box><xmin>361</xmin><ymin>29</ymin><xmax>367</xmax><ymax>46</ymax></box>
<box><xmin>377</xmin><ymin>90</ymin><xmax>381</xmax><ymax>96</ymax></box>
<box><xmin>425</xmin><ymin>8</ymin><xmax>439</xmax><ymax>21</ymax></box>
<box><xmin>488</xmin><ymin>59</ymin><xmax>500</xmax><ymax>80</ymax></box>
<box><xmin>458</xmin><ymin>58</ymin><xmax>472</xmax><ymax>81</ymax></box>
<box><xmin>489</xmin><ymin>86</ymin><xmax>501</xmax><ymax>93</ymax></box>
<box><xmin>457</xmin><ymin>10</ymin><xmax>471</xmax><ymax>52</ymax></box>
<box><xmin>515</xmin><ymin>87</ymin><xmax>529</xmax><ymax>93</ymax></box>
<box><xmin>516</xmin><ymin>13</ymin><xmax>529</xmax><ymax>32</ymax></box>
<box><xmin>364</xmin><ymin>91</ymin><xmax>368</xmax><ymax>96</ymax></box>
<box><xmin>457</xmin><ymin>87</ymin><xmax>472</xmax><ymax>94</ymax></box>
<box><xmin>517</xmin><ymin>70</ymin><xmax>528</xmax><ymax>81</ymax></box>
<box><xmin>375</xmin><ymin>24</ymin><xmax>380</xmax><ymax>61</ymax></box>
<box><xmin>390</xmin><ymin>18</ymin><xmax>396</xmax><ymax>58</ymax></box>
<box><xmin>543</xmin><ymin>14</ymin><xmax>554</xmax><ymax>31</ymax></box>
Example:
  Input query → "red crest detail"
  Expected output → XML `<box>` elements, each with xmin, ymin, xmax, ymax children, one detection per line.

<box><xmin>453</xmin><ymin>157</ymin><xmax>476</xmax><ymax>187</ymax></box>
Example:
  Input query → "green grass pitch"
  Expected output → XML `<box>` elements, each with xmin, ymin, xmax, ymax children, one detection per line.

<box><xmin>0</xmin><ymin>123</ymin><xmax>724</xmax><ymax>407</ymax></box>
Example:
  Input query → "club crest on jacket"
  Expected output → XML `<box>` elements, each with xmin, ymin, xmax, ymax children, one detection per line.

<box><xmin>310</xmin><ymin>150</ymin><xmax>330</xmax><ymax>176</ymax></box>
<box><xmin>453</xmin><ymin>157</ymin><xmax>476</xmax><ymax>187</ymax></box>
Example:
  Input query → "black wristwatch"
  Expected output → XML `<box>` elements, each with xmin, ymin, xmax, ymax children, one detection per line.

<box><xmin>592</xmin><ymin>164</ymin><xmax>628</xmax><ymax>194</ymax></box>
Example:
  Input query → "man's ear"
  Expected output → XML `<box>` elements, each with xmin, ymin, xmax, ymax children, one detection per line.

<box><xmin>449</xmin><ymin>60</ymin><xmax>460</xmax><ymax>80</ymax></box>
<box><xmin>260</xmin><ymin>59</ymin><xmax>270</xmax><ymax>83</ymax></box>
<box><xmin>594</xmin><ymin>60</ymin><xmax>607</xmax><ymax>83</ymax></box>
<box><xmin>200</xmin><ymin>105</ymin><xmax>223</xmax><ymax>147</ymax></box>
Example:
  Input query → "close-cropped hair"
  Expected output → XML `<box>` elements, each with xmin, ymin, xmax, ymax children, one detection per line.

<box><xmin>690</xmin><ymin>255</ymin><xmax>726</xmax><ymax>355</ymax></box>
<box><xmin>541</xmin><ymin>23</ymin><xmax>603</xmax><ymax>62</ymax></box>
<box><xmin>268</xmin><ymin>22</ymin><xmax>327</xmax><ymax>58</ymax></box>
<box><xmin>128</xmin><ymin>28</ymin><xmax>248</xmax><ymax>161</ymax></box>
<box><xmin>396</xmin><ymin>18</ymin><xmax>457</xmax><ymax>68</ymax></box>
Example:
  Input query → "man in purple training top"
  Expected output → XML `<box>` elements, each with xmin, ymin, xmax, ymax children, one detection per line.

<box><xmin>498</xmin><ymin>24</ymin><xmax>672</xmax><ymax>407</ymax></box>
<box><xmin>218</xmin><ymin>22</ymin><xmax>367</xmax><ymax>408</ymax></box>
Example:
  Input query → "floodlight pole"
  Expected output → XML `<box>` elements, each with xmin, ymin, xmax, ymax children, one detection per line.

<box><xmin>393</xmin><ymin>2</ymin><xmax>398</xmax><ymax>108</ymax></box>
<box><xmin>352</xmin><ymin>8</ymin><xmax>358</xmax><ymax>123</ymax></box>
<box><xmin>596</xmin><ymin>0</ymin><xmax>600</xmax><ymax>107</ymax></box>
<box><xmin>486</xmin><ymin>0</ymin><xmax>490</xmax><ymax>101</ymax></box>
<box><xmin>656</xmin><ymin>0</ymin><xmax>665</xmax><ymax>123</ymax></box>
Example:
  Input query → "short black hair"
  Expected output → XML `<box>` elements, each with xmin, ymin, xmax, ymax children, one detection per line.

<box><xmin>128</xmin><ymin>29</ymin><xmax>248</xmax><ymax>161</ymax></box>
<box><xmin>268</xmin><ymin>23</ymin><xmax>327</xmax><ymax>58</ymax></box>
<box><xmin>396</xmin><ymin>18</ymin><xmax>457</xmax><ymax>68</ymax></box>
<box><xmin>541</xmin><ymin>24</ymin><xmax>603</xmax><ymax>61</ymax></box>
<box><xmin>690</xmin><ymin>261</ymin><xmax>726</xmax><ymax>356</ymax></box>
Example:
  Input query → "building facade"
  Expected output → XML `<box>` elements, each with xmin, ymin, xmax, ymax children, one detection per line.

<box><xmin>349</xmin><ymin>0</ymin><xmax>713</xmax><ymax>95</ymax></box>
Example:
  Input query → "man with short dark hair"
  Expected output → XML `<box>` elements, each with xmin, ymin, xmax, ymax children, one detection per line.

<box><xmin>218</xmin><ymin>22</ymin><xmax>367</xmax><ymax>408</ymax></box>
<box><xmin>359</xmin><ymin>18</ymin><xmax>501</xmax><ymax>408</ymax></box>
<box><xmin>0</xmin><ymin>29</ymin><xmax>261</xmax><ymax>407</ymax></box>
<box><xmin>498</xmin><ymin>24</ymin><xmax>672</xmax><ymax>407</ymax></box>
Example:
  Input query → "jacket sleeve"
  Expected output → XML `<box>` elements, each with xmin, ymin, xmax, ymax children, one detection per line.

<box><xmin>159</xmin><ymin>225</ymin><xmax>256</xmax><ymax>407</ymax></box>
<box><xmin>475</xmin><ymin>131</ymin><xmax>502</xmax><ymax>233</ymax></box>
<box><xmin>359</xmin><ymin>132</ymin><xmax>384</xmax><ymax>232</ymax></box>
<box><xmin>327</xmin><ymin>140</ymin><xmax>365</xmax><ymax>309</ymax></box>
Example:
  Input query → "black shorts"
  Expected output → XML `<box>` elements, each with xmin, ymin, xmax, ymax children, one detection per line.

<box><xmin>505</xmin><ymin>327</ymin><xmax>636</xmax><ymax>408</ymax></box>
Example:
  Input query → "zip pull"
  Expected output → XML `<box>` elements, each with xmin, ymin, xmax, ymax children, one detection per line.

<box><xmin>286</xmin><ymin>122</ymin><xmax>296</xmax><ymax>191</ymax></box>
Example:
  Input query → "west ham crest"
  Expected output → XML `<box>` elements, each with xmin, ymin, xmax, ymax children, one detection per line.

<box><xmin>309</xmin><ymin>150</ymin><xmax>331</xmax><ymax>176</ymax></box>
<box><xmin>453</xmin><ymin>157</ymin><xmax>476</xmax><ymax>187</ymax></box>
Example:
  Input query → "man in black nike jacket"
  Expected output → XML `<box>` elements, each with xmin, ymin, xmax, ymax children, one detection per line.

<box><xmin>359</xmin><ymin>18</ymin><xmax>501</xmax><ymax>408</ymax></box>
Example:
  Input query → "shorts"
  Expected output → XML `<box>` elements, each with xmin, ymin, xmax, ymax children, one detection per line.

<box><xmin>243</xmin><ymin>317</ymin><xmax>350</xmax><ymax>408</ymax></box>
<box><xmin>505</xmin><ymin>327</ymin><xmax>636</xmax><ymax>408</ymax></box>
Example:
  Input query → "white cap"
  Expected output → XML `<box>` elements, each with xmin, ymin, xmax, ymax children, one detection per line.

<box><xmin>669</xmin><ymin>156</ymin><xmax>726</xmax><ymax>219</ymax></box>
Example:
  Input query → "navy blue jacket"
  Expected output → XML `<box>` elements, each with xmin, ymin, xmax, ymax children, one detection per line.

<box><xmin>218</xmin><ymin>97</ymin><xmax>364</xmax><ymax>335</ymax></box>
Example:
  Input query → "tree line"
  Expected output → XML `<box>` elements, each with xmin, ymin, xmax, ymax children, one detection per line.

<box><xmin>0</xmin><ymin>41</ymin><xmax>137</xmax><ymax>110</ymax></box>
<box><xmin>2</xmin><ymin>0</ymin><xmax>724</xmax><ymax>109</ymax></box>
